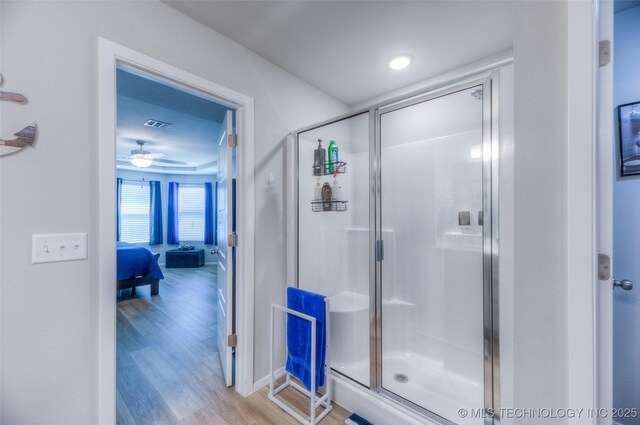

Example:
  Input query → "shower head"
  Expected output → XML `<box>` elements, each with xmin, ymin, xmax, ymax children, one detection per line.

<box><xmin>471</xmin><ymin>88</ymin><xmax>483</xmax><ymax>100</ymax></box>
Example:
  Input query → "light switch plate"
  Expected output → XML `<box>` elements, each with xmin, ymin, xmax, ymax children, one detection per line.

<box><xmin>32</xmin><ymin>233</ymin><xmax>88</xmax><ymax>264</ymax></box>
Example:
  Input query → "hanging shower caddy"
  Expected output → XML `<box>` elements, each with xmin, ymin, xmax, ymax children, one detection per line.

<box><xmin>311</xmin><ymin>160</ymin><xmax>347</xmax><ymax>176</ymax></box>
<box><xmin>311</xmin><ymin>160</ymin><xmax>348</xmax><ymax>212</ymax></box>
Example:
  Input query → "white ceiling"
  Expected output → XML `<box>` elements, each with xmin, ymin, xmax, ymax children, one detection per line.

<box><xmin>116</xmin><ymin>68</ymin><xmax>230</xmax><ymax>175</ymax></box>
<box><xmin>164</xmin><ymin>1</ymin><xmax>514</xmax><ymax>105</ymax></box>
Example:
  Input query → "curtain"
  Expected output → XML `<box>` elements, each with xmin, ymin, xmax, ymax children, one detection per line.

<box><xmin>149</xmin><ymin>181</ymin><xmax>163</xmax><ymax>245</ymax></box>
<box><xmin>167</xmin><ymin>182</ymin><xmax>179</xmax><ymax>245</ymax></box>
<box><xmin>116</xmin><ymin>178</ymin><xmax>122</xmax><ymax>242</ymax></box>
<box><xmin>214</xmin><ymin>182</ymin><xmax>219</xmax><ymax>244</ymax></box>
<box><xmin>232</xmin><ymin>178</ymin><xmax>236</xmax><ymax>232</ymax></box>
<box><xmin>204</xmin><ymin>182</ymin><xmax>214</xmax><ymax>244</ymax></box>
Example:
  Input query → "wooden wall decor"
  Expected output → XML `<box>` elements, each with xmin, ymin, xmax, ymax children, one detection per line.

<box><xmin>0</xmin><ymin>73</ymin><xmax>38</xmax><ymax>157</ymax></box>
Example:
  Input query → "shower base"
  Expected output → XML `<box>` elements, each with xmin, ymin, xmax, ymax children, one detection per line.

<box><xmin>332</xmin><ymin>360</ymin><xmax>370</xmax><ymax>387</ymax></box>
<box><xmin>381</xmin><ymin>353</ymin><xmax>483</xmax><ymax>425</ymax></box>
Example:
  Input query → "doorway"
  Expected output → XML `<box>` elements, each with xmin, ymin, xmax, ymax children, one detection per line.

<box><xmin>114</xmin><ymin>65</ymin><xmax>237</xmax><ymax>423</ymax></box>
<box><xmin>610</xmin><ymin>3</ymin><xmax>640</xmax><ymax>424</ymax></box>
<box><xmin>97</xmin><ymin>38</ymin><xmax>256</xmax><ymax>425</ymax></box>
<box><xmin>592</xmin><ymin>1</ymin><xmax>640</xmax><ymax>423</ymax></box>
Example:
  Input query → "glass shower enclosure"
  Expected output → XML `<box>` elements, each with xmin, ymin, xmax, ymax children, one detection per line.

<box><xmin>292</xmin><ymin>77</ymin><xmax>497</xmax><ymax>425</ymax></box>
<box><xmin>296</xmin><ymin>112</ymin><xmax>372</xmax><ymax>387</ymax></box>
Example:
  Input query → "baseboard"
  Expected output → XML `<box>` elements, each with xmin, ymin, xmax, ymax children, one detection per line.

<box><xmin>253</xmin><ymin>367</ymin><xmax>285</xmax><ymax>393</ymax></box>
<box><xmin>204</xmin><ymin>261</ymin><xmax>216</xmax><ymax>266</ymax></box>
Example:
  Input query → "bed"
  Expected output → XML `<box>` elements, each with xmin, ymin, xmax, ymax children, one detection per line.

<box><xmin>117</xmin><ymin>242</ymin><xmax>164</xmax><ymax>295</ymax></box>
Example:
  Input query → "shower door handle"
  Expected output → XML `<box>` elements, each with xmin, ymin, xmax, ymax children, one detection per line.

<box><xmin>376</xmin><ymin>240</ymin><xmax>384</xmax><ymax>262</ymax></box>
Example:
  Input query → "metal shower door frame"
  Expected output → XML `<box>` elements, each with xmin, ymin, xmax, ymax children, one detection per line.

<box><xmin>371</xmin><ymin>74</ymin><xmax>499</xmax><ymax>425</ymax></box>
<box><xmin>291</xmin><ymin>70</ymin><xmax>500</xmax><ymax>425</ymax></box>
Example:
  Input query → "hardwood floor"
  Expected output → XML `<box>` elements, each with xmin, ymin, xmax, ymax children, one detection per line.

<box><xmin>117</xmin><ymin>266</ymin><xmax>351</xmax><ymax>425</ymax></box>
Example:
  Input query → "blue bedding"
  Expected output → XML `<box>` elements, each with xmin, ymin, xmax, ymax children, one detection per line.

<box><xmin>117</xmin><ymin>242</ymin><xmax>164</xmax><ymax>281</ymax></box>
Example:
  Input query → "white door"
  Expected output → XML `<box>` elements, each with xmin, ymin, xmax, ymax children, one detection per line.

<box><xmin>216</xmin><ymin>110</ymin><xmax>234</xmax><ymax>387</ymax></box>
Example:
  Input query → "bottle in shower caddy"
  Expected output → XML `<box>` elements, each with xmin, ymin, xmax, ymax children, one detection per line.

<box><xmin>327</xmin><ymin>139</ymin><xmax>339</xmax><ymax>174</ymax></box>
<box><xmin>314</xmin><ymin>139</ymin><xmax>326</xmax><ymax>176</ymax></box>
<box><xmin>314</xmin><ymin>178</ymin><xmax>322</xmax><ymax>201</ymax></box>
<box><xmin>331</xmin><ymin>177</ymin><xmax>342</xmax><ymax>202</ymax></box>
<box><xmin>321</xmin><ymin>182</ymin><xmax>333</xmax><ymax>211</ymax></box>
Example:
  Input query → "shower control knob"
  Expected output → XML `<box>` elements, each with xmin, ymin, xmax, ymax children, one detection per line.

<box><xmin>613</xmin><ymin>279</ymin><xmax>633</xmax><ymax>291</ymax></box>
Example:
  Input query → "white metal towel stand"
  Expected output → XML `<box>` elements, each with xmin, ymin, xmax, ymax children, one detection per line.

<box><xmin>269</xmin><ymin>296</ymin><xmax>332</xmax><ymax>425</ymax></box>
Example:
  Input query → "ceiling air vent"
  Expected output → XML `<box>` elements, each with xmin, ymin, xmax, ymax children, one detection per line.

<box><xmin>144</xmin><ymin>119</ymin><xmax>172</xmax><ymax>129</ymax></box>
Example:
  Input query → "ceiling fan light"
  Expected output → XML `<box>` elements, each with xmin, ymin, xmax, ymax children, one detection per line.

<box><xmin>130</xmin><ymin>154</ymin><xmax>152</xmax><ymax>168</ymax></box>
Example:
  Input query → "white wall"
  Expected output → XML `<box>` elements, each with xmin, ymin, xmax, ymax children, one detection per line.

<box><xmin>116</xmin><ymin>169</ymin><xmax>218</xmax><ymax>265</ymax></box>
<box><xmin>613</xmin><ymin>6</ymin><xmax>640</xmax><ymax>424</ymax></box>
<box><xmin>512</xmin><ymin>0</ymin><xmax>568</xmax><ymax>417</ymax></box>
<box><xmin>0</xmin><ymin>2</ymin><xmax>347</xmax><ymax>424</ymax></box>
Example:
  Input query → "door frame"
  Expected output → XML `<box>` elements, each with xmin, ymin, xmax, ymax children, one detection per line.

<box><xmin>373</xmin><ymin>76</ymin><xmax>498</xmax><ymax>424</ymax></box>
<box><xmin>288</xmin><ymin>68</ymin><xmax>506</xmax><ymax>424</ymax></box>
<box><xmin>594</xmin><ymin>0</ymin><xmax>614</xmax><ymax>421</ymax></box>
<box><xmin>566</xmin><ymin>0</ymin><xmax>609</xmax><ymax>421</ymax></box>
<box><xmin>96</xmin><ymin>38</ymin><xmax>255</xmax><ymax>424</ymax></box>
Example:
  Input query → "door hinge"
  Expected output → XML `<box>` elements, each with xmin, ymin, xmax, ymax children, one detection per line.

<box><xmin>599</xmin><ymin>40</ymin><xmax>611</xmax><ymax>67</ymax></box>
<box><xmin>228</xmin><ymin>233</ymin><xmax>238</xmax><ymax>247</ymax></box>
<box><xmin>228</xmin><ymin>133</ymin><xmax>237</xmax><ymax>148</ymax></box>
<box><xmin>598</xmin><ymin>253</ymin><xmax>611</xmax><ymax>280</ymax></box>
<box><xmin>227</xmin><ymin>334</ymin><xmax>237</xmax><ymax>347</ymax></box>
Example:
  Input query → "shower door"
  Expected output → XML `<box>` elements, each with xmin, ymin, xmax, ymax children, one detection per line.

<box><xmin>375</xmin><ymin>81</ymin><xmax>494</xmax><ymax>424</ymax></box>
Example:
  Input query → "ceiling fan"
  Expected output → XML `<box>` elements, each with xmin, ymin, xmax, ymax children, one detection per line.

<box><xmin>120</xmin><ymin>140</ymin><xmax>187</xmax><ymax>168</ymax></box>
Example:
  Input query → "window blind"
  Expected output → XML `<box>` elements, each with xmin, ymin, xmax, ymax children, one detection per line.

<box><xmin>120</xmin><ymin>182</ymin><xmax>150</xmax><ymax>243</ymax></box>
<box><xmin>178</xmin><ymin>185</ymin><xmax>205</xmax><ymax>241</ymax></box>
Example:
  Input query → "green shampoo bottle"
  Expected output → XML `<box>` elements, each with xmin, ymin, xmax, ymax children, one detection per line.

<box><xmin>327</xmin><ymin>140</ymin><xmax>338</xmax><ymax>173</ymax></box>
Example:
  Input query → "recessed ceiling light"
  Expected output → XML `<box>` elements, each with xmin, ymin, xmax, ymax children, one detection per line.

<box><xmin>388</xmin><ymin>55</ymin><xmax>412</xmax><ymax>70</ymax></box>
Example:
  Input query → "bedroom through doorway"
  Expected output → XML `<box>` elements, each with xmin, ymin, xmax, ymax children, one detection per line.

<box><xmin>114</xmin><ymin>64</ymin><xmax>238</xmax><ymax>424</ymax></box>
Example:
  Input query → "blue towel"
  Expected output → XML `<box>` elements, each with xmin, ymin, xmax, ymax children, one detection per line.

<box><xmin>285</xmin><ymin>287</ymin><xmax>326</xmax><ymax>391</ymax></box>
<box><xmin>342</xmin><ymin>413</ymin><xmax>373</xmax><ymax>425</ymax></box>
